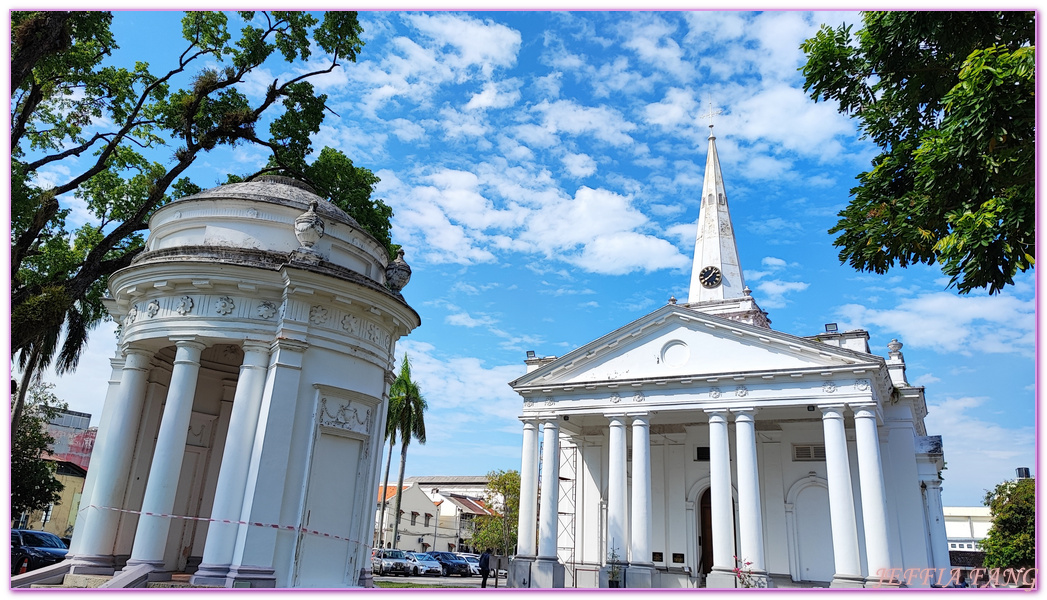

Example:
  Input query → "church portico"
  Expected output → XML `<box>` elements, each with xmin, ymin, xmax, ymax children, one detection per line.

<box><xmin>509</xmin><ymin>127</ymin><xmax>947</xmax><ymax>589</ymax></box>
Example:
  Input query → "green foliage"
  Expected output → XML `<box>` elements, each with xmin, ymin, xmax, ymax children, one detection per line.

<box><xmin>981</xmin><ymin>477</ymin><xmax>1035</xmax><ymax>569</ymax></box>
<box><xmin>470</xmin><ymin>469</ymin><xmax>520</xmax><ymax>557</ymax></box>
<box><xmin>11</xmin><ymin>11</ymin><xmax>389</xmax><ymax>381</ymax></box>
<box><xmin>801</xmin><ymin>11</ymin><xmax>1035</xmax><ymax>295</ymax></box>
<box><xmin>305</xmin><ymin>148</ymin><xmax>395</xmax><ymax>259</ymax></box>
<box><xmin>11</xmin><ymin>383</ymin><xmax>67</xmax><ymax>517</ymax></box>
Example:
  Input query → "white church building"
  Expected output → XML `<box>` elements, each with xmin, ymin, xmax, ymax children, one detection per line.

<box><xmin>508</xmin><ymin>129</ymin><xmax>949</xmax><ymax>589</ymax></box>
<box><xmin>14</xmin><ymin>176</ymin><xmax>419</xmax><ymax>589</ymax></box>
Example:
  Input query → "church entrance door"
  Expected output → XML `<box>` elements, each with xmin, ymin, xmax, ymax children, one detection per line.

<box><xmin>699</xmin><ymin>488</ymin><xmax>713</xmax><ymax>575</ymax></box>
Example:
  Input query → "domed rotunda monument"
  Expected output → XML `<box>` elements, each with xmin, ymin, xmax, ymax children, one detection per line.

<box><xmin>57</xmin><ymin>176</ymin><xmax>420</xmax><ymax>588</ymax></box>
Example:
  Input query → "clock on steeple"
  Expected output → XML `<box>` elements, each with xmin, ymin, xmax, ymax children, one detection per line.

<box><xmin>699</xmin><ymin>266</ymin><xmax>722</xmax><ymax>288</ymax></box>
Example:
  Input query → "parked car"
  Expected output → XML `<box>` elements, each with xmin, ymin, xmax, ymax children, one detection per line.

<box><xmin>405</xmin><ymin>552</ymin><xmax>442</xmax><ymax>576</ymax></box>
<box><xmin>11</xmin><ymin>530</ymin><xmax>68</xmax><ymax>575</ymax></box>
<box><xmin>371</xmin><ymin>548</ymin><xmax>412</xmax><ymax>576</ymax></box>
<box><xmin>461</xmin><ymin>554</ymin><xmax>481</xmax><ymax>575</ymax></box>
<box><xmin>428</xmin><ymin>551</ymin><xmax>471</xmax><ymax>577</ymax></box>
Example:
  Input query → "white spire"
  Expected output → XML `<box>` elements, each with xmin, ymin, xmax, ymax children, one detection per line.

<box><xmin>687</xmin><ymin>126</ymin><xmax>746</xmax><ymax>304</ymax></box>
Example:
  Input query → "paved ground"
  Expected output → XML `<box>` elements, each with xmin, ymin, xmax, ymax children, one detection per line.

<box><xmin>373</xmin><ymin>573</ymin><xmax>510</xmax><ymax>588</ymax></box>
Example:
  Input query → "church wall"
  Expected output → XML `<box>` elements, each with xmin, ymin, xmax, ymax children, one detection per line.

<box><xmin>758</xmin><ymin>434</ymin><xmax>789</xmax><ymax>577</ymax></box>
<box><xmin>882</xmin><ymin>403</ymin><xmax>932</xmax><ymax>578</ymax></box>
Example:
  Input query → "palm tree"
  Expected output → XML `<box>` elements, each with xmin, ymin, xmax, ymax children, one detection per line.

<box><xmin>389</xmin><ymin>354</ymin><xmax>427</xmax><ymax>550</ymax></box>
<box><xmin>375</xmin><ymin>385</ymin><xmax>401</xmax><ymax>549</ymax></box>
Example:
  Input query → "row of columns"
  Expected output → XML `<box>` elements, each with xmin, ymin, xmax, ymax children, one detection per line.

<box><xmin>70</xmin><ymin>338</ymin><xmax>276</xmax><ymax>584</ymax></box>
<box><xmin>517</xmin><ymin>402</ymin><xmax>892</xmax><ymax>588</ymax></box>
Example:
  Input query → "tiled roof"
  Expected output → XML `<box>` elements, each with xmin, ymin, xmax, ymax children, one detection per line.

<box><xmin>376</xmin><ymin>484</ymin><xmax>409</xmax><ymax>502</ymax></box>
<box><xmin>446</xmin><ymin>493</ymin><xmax>495</xmax><ymax>516</ymax></box>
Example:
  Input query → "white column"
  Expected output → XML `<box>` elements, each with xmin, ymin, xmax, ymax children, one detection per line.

<box><xmin>629</xmin><ymin>414</ymin><xmax>652</xmax><ymax>566</ymax></box>
<box><xmin>126</xmin><ymin>338</ymin><xmax>206</xmax><ymax>568</ymax></box>
<box><xmin>821</xmin><ymin>405</ymin><xmax>863</xmax><ymax>584</ymax></box>
<box><xmin>733</xmin><ymin>409</ymin><xmax>766</xmax><ymax>576</ymax></box>
<box><xmin>922</xmin><ymin>479</ymin><xmax>951</xmax><ymax>570</ymax></box>
<box><xmin>517</xmin><ymin>419</ymin><xmax>540</xmax><ymax>557</ymax></box>
<box><xmin>192</xmin><ymin>341</ymin><xmax>271</xmax><ymax>584</ymax></box>
<box><xmin>68</xmin><ymin>354</ymin><xmax>123</xmax><ymax>558</ymax></box>
<box><xmin>537</xmin><ymin>420</ymin><xmax>560</xmax><ymax>559</ymax></box>
<box><xmin>606</xmin><ymin>415</ymin><xmax>628</xmax><ymax>560</ymax></box>
<box><xmin>853</xmin><ymin>405</ymin><xmax>892</xmax><ymax>580</ymax></box>
<box><xmin>69</xmin><ymin>347</ymin><xmax>152</xmax><ymax>573</ymax></box>
<box><xmin>706</xmin><ymin>409</ymin><xmax>736</xmax><ymax>585</ymax></box>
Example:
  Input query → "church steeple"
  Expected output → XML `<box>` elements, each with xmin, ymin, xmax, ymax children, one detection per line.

<box><xmin>687</xmin><ymin>126</ymin><xmax>746</xmax><ymax>304</ymax></box>
<box><xmin>683</xmin><ymin>125</ymin><xmax>771</xmax><ymax>329</ymax></box>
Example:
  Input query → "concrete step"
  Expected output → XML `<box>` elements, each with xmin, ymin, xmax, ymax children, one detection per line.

<box><xmin>30</xmin><ymin>572</ymin><xmax>220</xmax><ymax>589</ymax></box>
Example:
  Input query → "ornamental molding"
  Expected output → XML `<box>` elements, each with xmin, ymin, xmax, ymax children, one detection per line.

<box><xmin>735</xmin><ymin>385</ymin><xmax>748</xmax><ymax>397</ymax></box>
<box><xmin>309</xmin><ymin>304</ymin><xmax>329</xmax><ymax>325</ymax></box>
<box><xmin>318</xmin><ymin>396</ymin><xmax>371</xmax><ymax>435</ymax></box>
<box><xmin>855</xmin><ymin>379</ymin><xmax>871</xmax><ymax>392</ymax></box>
<box><xmin>124</xmin><ymin>304</ymin><xmax>139</xmax><ymax>325</ymax></box>
<box><xmin>175</xmin><ymin>295</ymin><xmax>194</xmax><ymax>316</ymax></box>
<box><xmin>257</xmin><ymin>301</ymin><xmax>278</xmax><ymax>320</ymax></box>
<box><xmin>523</xmin><ymin>400</ymin><xmax>534</xmax><ymax>408</ymax></box>
<box><xmin>215</xmin><ymin>296</ymin><xmax>235</xmax><ymax>315</ymax></box>
<box><xmin>709</xmin><ymin>386</ymin><xmax>721</xmax><ymax>399</ymax></box>
<box><xmin>609</xmin><ymin>392</ymin><xmax>621</xmax><ymax>404</ymax></box>
<box><xmin>633</xmin><ymin>391</ymin><xmax>646</xmax><ymax>403</ymax></box>
<box><xmin>146</xmin><ymin>299</ymin><xmax>160</xmax><ymax>318</ymax></box>
<box><xmin>822</xmin><ymin>381</ymin><xmax>837</xmax><ymax>394</ymax></box>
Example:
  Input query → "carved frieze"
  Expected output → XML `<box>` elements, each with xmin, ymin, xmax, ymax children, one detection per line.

<box><xmin>257</xmin><ymin>301</ymin><xmax>278</xmax><ymax>320</ymax></box>
<box><xmin>318</xmin><ymin>396</ymin><xmax>371</xmax><ymax>435</ymax></box>
<box><xmin>709</xmin><ymin>386</ymin><xmax>721</xmax><ymax>399</ymax></box>
<box><xmin>822</xmin><ymin>381</ymin><xmax>837</xmax><ymax>394</ymax></box>
<box><xmin>309</xmin><ymin>305</ymin><xmax>329</xmax><ymax>325</ymax></box>
<box><xmin>146</xmin><ymin>299</ymin><xmax>160</xmax><ymax>318</ymax></box>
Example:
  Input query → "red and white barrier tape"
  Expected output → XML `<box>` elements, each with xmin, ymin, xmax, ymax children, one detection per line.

<box><xmin>84</xmin><ymin>504</ymin><xmax>368</xmax><ymax>548</ymax></box>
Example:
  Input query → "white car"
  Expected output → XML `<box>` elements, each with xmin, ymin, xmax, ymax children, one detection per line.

<box><xmin>461</xmin><ymin>554</ymin><xmax>481</xmax><ymax>576</ymax></box>
<box><xmin>406</xmin><ymin>552</ymin><xmax>443</xmax><ymax>576</ymax></box>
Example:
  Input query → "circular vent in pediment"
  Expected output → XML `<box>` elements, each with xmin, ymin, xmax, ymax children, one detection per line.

<box><xmin>660</xmin><ymin>340</ymin><xmax>690</xmax><ymax>367</ymax></box>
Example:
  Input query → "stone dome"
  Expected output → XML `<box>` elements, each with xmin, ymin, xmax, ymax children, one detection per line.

<box><xmin>138</xmin><ymin>176</ymin><xmax>391</xmax><ymax>286</ymax></box>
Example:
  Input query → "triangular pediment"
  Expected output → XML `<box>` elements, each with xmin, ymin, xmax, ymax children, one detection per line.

<box><xmin>511</xmin><ymin>305</ymin><xmax>881</xmax><ymax>389</ymax></box>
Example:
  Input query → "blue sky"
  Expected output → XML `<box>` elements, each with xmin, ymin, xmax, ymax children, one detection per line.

<box><xmin>29</xmin><ymin>10</ymin><xmax>1036</xmax><ymax>507</ymax></box>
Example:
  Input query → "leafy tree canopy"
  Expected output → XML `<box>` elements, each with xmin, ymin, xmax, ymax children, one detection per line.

<box><xmin>11</xmin><ymin>383</ymin><xmax>67</xmax><ymax>517</ymax></box>
<box><xmin>470</xmin><ymin>469</ymin><xmax>520</xmax><ymax>557</ymax></box>
<box><xmin>11</xmin><ymin>11</ymin><xmax>394</xmax><ymax>383</ymax></box>
<box><xmin>981</xmin><ymin>477</ymin><xmax>1035</xmax><ymax>569</ymax></box>
<box><xmin>801</xmin><ymin>11</ymin><xmax>1034</xmax><ymax>295</ymax></box>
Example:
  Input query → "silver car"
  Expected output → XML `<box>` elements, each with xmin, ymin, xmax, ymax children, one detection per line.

<box><xmin>372</xmin><ymin>548</ymin><xmax>412</xmax><ymax>576</ymax></box>
<box><xmin>406</xmin><ymin>552</ymin><xmax>443</xmax><ymax>576</ymax></box>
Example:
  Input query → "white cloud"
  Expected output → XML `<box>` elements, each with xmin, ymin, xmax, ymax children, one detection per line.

<box><xmin>446</xmin><ymin>310</ymin><xmax>497</xmax><ymax>328</ymax></box>
<box><xmin>621</xmin><ymin>13</ymin><xmax>693</xmax><ymax>81</ymax></box>
<box><xmin>464</xmin><ymin>79</ymin><xmax>522</xmax><ymax>110</ymax></box>
<box><xmin>571</xmin><ymin>231</ymin><xmax>690</xmax><ymax>275</ymax></box>
<box><xmin>530</xmin><ymin>99</ymin><xmax>638</xmax><ymax>147</ymax></box>
<box><xmin>388</xmin><ymin>117</ymin><xmax>426</xmax><ymax>142</ymax></box>
<box><xmin>563</xmin><ymin>152</ymin><xmax>597</xmax><ymax>178</ymax></box>
<box><xmin>644</xmin><ymin>87</ymin><xmax>698</xmax><ymax>129</ymax></box>
<box><xmin>834</xmin><ymin>292</ymin><xmax>1035</xmax><ymax>357</ymax></box>
<box><xmin>755</xmin><ymin>279</ymin><xmax>810</xmax><ymax>309</ymax></box>
<box><xmin>923</xmin><ymin>396</ymin><xmax>1035</xmax><ymax>505</ymax></box>
<box><xmin>404</xmin><ymin>13</ymin><xmax>521</xmax><ymax>77</ymax></box>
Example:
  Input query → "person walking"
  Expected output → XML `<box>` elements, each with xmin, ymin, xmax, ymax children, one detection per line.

<box><xmin>479</xmin><ymin>548</ymin><xmax>492</xmax><ymax>588</ymax></box>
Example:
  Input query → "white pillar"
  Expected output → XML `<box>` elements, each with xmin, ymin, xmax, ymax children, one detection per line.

<box><xmin>922</xmin><ymin>479</ymin><xmax>951</xmax><ymax>570</ymax></box>
<box><xmin>705</xmin><ymin>409</ymin><xmax>736</xmax><ymax>588</ymax></box>
<box><xmin>629</xmin><ymin>415</ymin><xmax>652</xmax><ymax>566</ymax></box>
<box><xmin>69</xmin><ymin>347</ymin><xmax>152</xmax><ymax>573</ymax></box>
<box><xmin>821</xmin><ymin>405</ymin><xmax>863</xmax><ymax>586</ymax></box>
<box><xmin>853</xmin><ymin>405</ymin><xmax>892</xmax><ymax>581</ymax></box>
<box><xmin>192</xmin><ymin>341</ymin><xmax>271</xmax><ymax>585</ymax></box>
<box><xmin>607</xmin><ymin>415</ymin><xmax>628</xmax><ymax>560</ymax></box>
<box><xmin>68</xmin><ymin>354</ymin><xmax>123</xmax><ymax>558</ymax></box>
<box><xmin>517</xmin><ymin>419</ymin><xmax>540</xmax><ymax>558</ymax></box>
<box><xmin>733</xmin><ymin>408</ymin><xmax>767</xmax><ymax>581</ymax></box>
<box><xmin>126</xmin><ymin>338</ymin><xmax>206</xmax><ymax>569</ymax></box>
<box><xmin>537</xmin><ymin>420</ymin><xmax>560</xmax><ymax>559</ymax></box>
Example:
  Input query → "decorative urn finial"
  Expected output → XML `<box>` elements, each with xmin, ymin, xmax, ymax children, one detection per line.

<box><xmin>668</xmin><ymin>295</ymin><xmax>677</xmax><ymax>305</ymax></box>
<box><xmin>294</xmin><ymin>199</ymin><xmax>325</xmax><ymax>250</ymax></box>
<box><xmin>386</xmin><ymin>249</ymin><xmax>412</xmax><ymax>294</ymax></box>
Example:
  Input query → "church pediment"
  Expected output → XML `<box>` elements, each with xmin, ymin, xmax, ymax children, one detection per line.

<box><xmin>511</xmin><ymin>305</ymin><xmax>882</xmax><ymax>390</ymax></box>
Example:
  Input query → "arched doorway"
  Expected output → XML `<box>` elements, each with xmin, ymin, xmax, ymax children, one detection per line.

<box><xmin>699</xmin><ymin>489</ymin><xmax>713</xmax><ymax>575</ymax></box>
<box><xmin>785</xmin><ymin>476</ymin><xmax>834</xmax><ymax>583</ymax></box>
